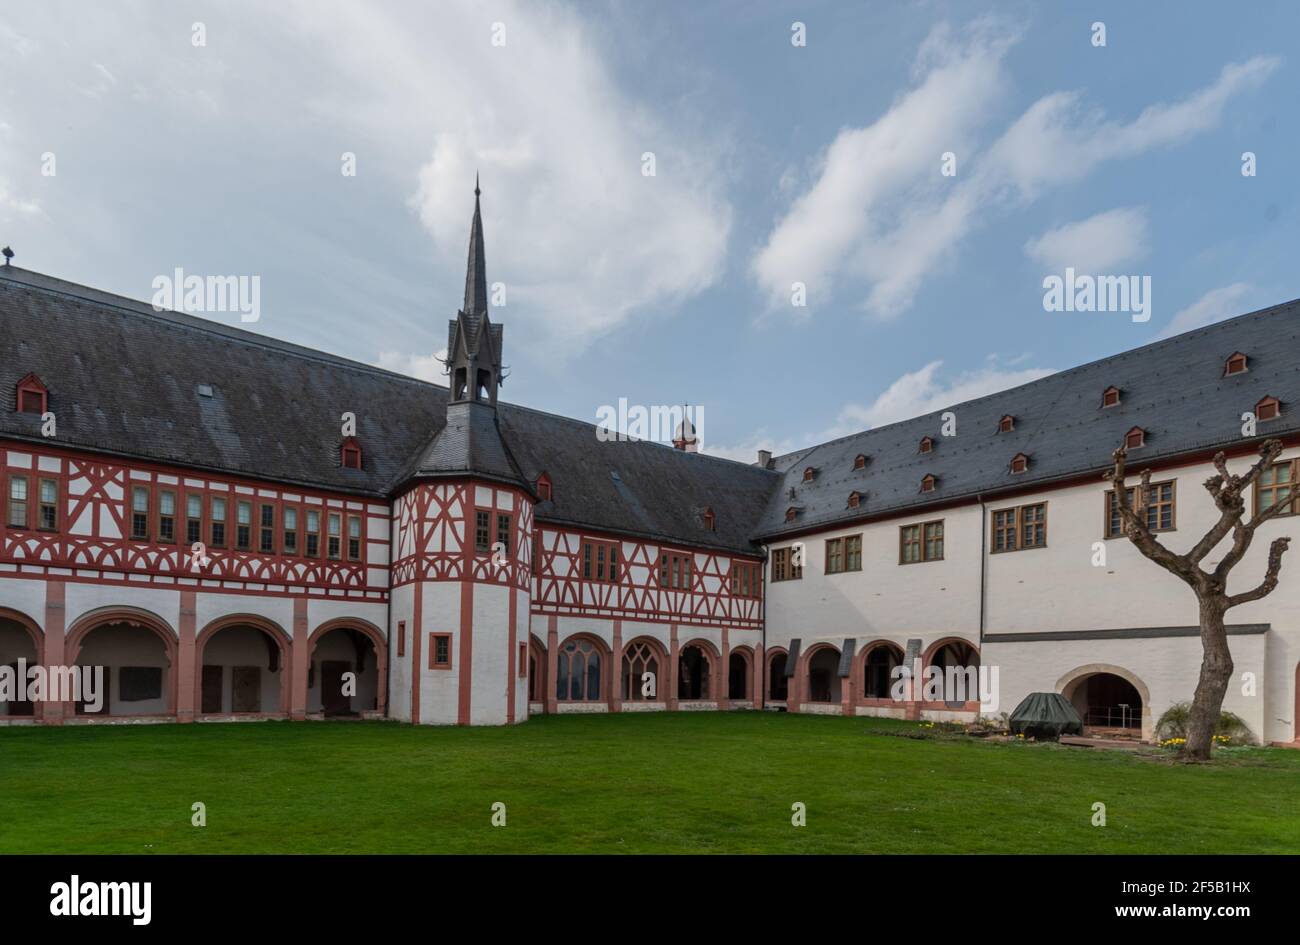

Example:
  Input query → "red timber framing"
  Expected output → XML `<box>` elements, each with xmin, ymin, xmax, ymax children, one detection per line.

<box><xmin>531</xmin><ymin>522</ymin><xmax>763</xmax><ymax>630</ymax></box>
<box><xmin>0</xmin><ymin>439</ymin><xmax>388</xmax><ymax>602</ymax></box>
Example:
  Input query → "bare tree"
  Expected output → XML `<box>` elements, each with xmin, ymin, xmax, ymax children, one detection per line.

<box><xmin>1106</xmin><ymin>438</ymin><xmax>1292</xmax><ymax>760</ymax></box>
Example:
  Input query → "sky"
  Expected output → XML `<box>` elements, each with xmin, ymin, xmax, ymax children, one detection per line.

<box><xmin>1</xmin><ymin>1</ymin><xmax>1297</xmax><ymax>462</ymax></box>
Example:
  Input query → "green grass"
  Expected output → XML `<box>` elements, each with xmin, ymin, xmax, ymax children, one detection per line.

<box><xmin>2</xmin><ymin>712</ymin><xmax>1298</xmax><ymax>853</ymax></box>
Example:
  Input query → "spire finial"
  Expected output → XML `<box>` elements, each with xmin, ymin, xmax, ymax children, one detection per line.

<box><xmin>462</xmin><ymin>177</ymin><xmax>488</xmax><ymax>316</ymax></box>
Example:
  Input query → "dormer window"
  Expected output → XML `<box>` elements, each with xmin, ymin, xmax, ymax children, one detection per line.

<box><xmin>785</xmin><ymin>507</ymin><xmax>799</xmax><ymax>523</ymax></box>
<box><xmin>847</xmin><ymin>491</ymin><xmax>862</xmax><ymax>509</ymax></box>
<box><xmin>702</xmin><ymin>507</ymin><xmax>716</xmax><ymax>531</ymax></box>
<box><xmin>853</xmin><ymin>454</ymin><xmax>866</xmax><ymax>470</ymax></box>
<box><xmin>340</xmin><ymin>438</ymin><xmax>363</xmax><ymax>470</ymax></box>
<box><xmin>1256</xmin><ymin>396</ymin><xmax>1281</xmax><ymax>422</ymax></box>
<box><xmin>920</xmin><ymin>474</ymin><xmax>937</xmax><ymax>493</ymax></box>
<box><xmin>1225</xmin><ymin>352</ymin><xmax>1249</xmax><ymax>376</ymax></box>
<box><xmin>1102</xmin><ymin>386</ymin><xmax>1121</xmax><ymax>408</ymax></box>
<box><xmin>15</xmin><ymin>373</ymin><xmax>47</xmax><ymax>415</ymax></box>
<box><xmin>918</xmin><ymin>436</ymin><xmax>933</xmax><ymax>454</ymax></box>
<box><xmin>802</xmin><ymin>467</ymin><xmax>816</xmax><ymax>483</ymax></box>
<box><xmin>536</xmin><ymin>473</ymin><xmax>552</xmax><ymax>502</ymax></box>
<box><xmin>1009</xmin><ymin>453</ymin><xmax>1029</xmax><ymax>474</ymax></box>
<box><xmin>998</xmin><ymin>415</ymin><xmax>1015</xmax><ymax>433</ymax></box>
<box><xmin>1125</xmin><ymin>426</ymin><xmax>1146</xmax><ymax>449</ymax></box>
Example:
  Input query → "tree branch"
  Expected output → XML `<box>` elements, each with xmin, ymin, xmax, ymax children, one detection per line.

<box><xmin>1108</xmin><ymin>447</ymin><xmax>1196</xmax><ymax>584</ymax></box>
<box><xmin>1226</xmin><ymin>536</ymin><xmax>1292</xmax><ymax>608</ymax></box>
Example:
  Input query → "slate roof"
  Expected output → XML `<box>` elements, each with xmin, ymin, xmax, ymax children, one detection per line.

<box><xmin>0</xmin><ymin>265</ymin><xmax>778</xmax><ymax>555</ymax></box>
<box><xmin>4</xmin><ymin>260</ymin><xmax>1300</xmax><ymax>557</ymax></box>
<box><xmin>756</xmin><ymin>299</ymin><xmax>1300</xmax><ymax>540</ymax></box>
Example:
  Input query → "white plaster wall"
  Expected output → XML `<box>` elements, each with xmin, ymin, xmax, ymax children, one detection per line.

<box><xmin>0</xmin><ymin>577</ymin><xmax>48</xmax><ymax>631</ymax></box>
<box><xmin>555</xmin><ymin>615</ymin><xmax>614</xmax><ymax>649</ymax></box>
<box><xmin>388</xmin><ymin>583</ymin><xmax>414</xmax><ymax>722</ymax></box>
<box><xmin>763</xmin><ymin>505</ymin><xmax>983</xmax><ymax>656</ymax></box>
<box><xmin>195</xmin><ymin>593</ymin><xmax>292</xmax><ymax>637</ymax></box>
<box><xmin>418</xmin><ymin>581</ymin><xmax>461</xmax><ymax>725</ymax></box>
<box><xmin>65</xmin><ymin>584</ymin><xmax>180</xmax><ymax>637</ymax></box>
<box><xmin>513</xmin><ymin>586</ymin><xmax>530</xmax><ymax>723</ymax></box>
<box><xmin>308</xmin><ymin>599</ymin><xmax>388</xmax><ymax>639</ymax></box>
<box><xmin>985</xmin><ymin>633</ymin><xmax>1268</xmax><ymax>742</ymax></box>
<box><xmin>470</xmin><ymin>582</ymin><xmax>510</xmax><ymax>725</ymax></box>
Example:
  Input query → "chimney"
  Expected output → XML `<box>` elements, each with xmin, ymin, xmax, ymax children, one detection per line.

<box><xmin>757</xmin><ymin>449</ymin><xmax>772</xmax><ymax>469</ymax></box>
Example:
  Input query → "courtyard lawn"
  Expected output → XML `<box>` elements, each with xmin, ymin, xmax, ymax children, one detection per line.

<box><xmin>1</xmin><ymin>712</ymin><xmax>1297</xmax><ymax>854</ymax></box>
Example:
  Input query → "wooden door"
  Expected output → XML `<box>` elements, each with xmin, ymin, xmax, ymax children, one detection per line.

<box><xmin>321</xmin><ymin>660</ymin><xmax>351</xmax><ymax>716</ymax></box>
<box><xmin>201</xmin><ymin>665</ymin><xmax>223</xmax><ymax>713</ymax></box>
<box><xmin>232</xmin><ymin>666</ymin><xmax>261</xmax><ymax>712</ymax></box>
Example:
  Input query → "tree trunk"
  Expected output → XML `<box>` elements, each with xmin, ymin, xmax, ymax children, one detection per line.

<box><xmin>1181</xmin><ymin>597</ymin><xmax>1232</xmax><ymax>761</ymax></box>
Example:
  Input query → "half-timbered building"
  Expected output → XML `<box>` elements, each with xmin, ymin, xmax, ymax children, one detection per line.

<box><xmin>3</xmin><ymin>188</ymin><xmax>1300</xmax><ymax>744</ymax></box>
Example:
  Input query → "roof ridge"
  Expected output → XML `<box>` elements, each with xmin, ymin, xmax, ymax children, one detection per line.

<box><xmin>769</xmin><ymin>296</ymin><xmax>1300</xmax><ymax>463</ymax></box>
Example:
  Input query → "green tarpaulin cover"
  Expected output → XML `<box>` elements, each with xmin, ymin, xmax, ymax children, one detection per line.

<box><xmin>1009</xmin><ymin>692</ymin><xmax>1083</xmax><ymax>740</ymax></box>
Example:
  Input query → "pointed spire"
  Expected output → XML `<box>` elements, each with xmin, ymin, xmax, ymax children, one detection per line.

<box><xmin>462</xmin><ymin>175</ymin><xmax>487</xmax><ymax>316</ymax></box>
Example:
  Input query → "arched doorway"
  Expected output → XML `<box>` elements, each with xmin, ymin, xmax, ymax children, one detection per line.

<box><xmin>621</xmin><ymin>638</ymin><xmax>666</xmax><ymax>702</ymax></box>
<box><xmin>0</xmin><ymin>609</ymin><xmax>41</xmax><ymax>718</ymax></box>
<box><xmin>728</xmin><ymin>648</ymin><xmax>752</xmax><ymax>700</ymax></box>
<box><xmin>197</xmin><ymin>617</ymin><xmax>289</xmax><ymax>716</ymax></box>
<box><xmin>805</xmin><ymin>645</ymin><xmax>841</xmax><ymax>703</ymax></box>
<box><xmin>926</xmin><ymin>638</ymin><xmax>980</xmax><ymax>706</ymax></box>
<box><xmin>308</xmin><ymin>621</ymin><xmax>386</xmax><ymax>717</ymax></box>
<box><xmin>1065</xmin><ymin>672</ymin><xmax>1144</xmax><ymax>734</ymax></box>
<box><xmin>555</xmin><ymin>635</ymin><xmax>605</xmax><ymax>704</ymax></box>
<box><xmin>677</xmin><ymin>642</ymin><xmax>714</xmax><ymax>700</ymax></box>
<box><xmin>861</xmin><ymin>642</ymin><xmax>904</xmax><ymax>702</ymax></box>
<box><xmin>67</xmin><ymin>609</ymin><xmax>176</xmax><ymax>718</ymax></box>
<box><xmin>767</xmin><ymin>650</ymin><xmax>788</xmax><ymax>702</ymax></box>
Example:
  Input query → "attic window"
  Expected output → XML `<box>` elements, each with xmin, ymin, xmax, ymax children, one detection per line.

<box><xmin>1125</xmin><ymin>426</ymin><xmax>1146</xmax><ymax>449</ymax></box>
<box><xmin>802</xmin><ymin>467</ymin><xmax>816</xmax><ymax>482</ymax></box>
<box><xmin>918</xmin><ymin>436</ymin><xmax>934</xmax><ymax>454</ymax></box>
<box><xmin>998</xmin><ymin>415</ymin><xmax>1015</xmax><ymax>433</ymax></box>
<box><xmin>1102</xmin><ymin>386</ymin><xmax>1121</xmax><ymax>408</ymax></box>
<box><xmin>1225</xmin><ymin>352</ymin><xmax>1249</xmax><ymax>376</ymax></box>
<box><xmin>702</xmin><ymin>507</ymin><xmax>716</xmax><ymax>531</ymax></box>
<box><xmin>15</xmin><ymin>373</ymin><xmax>46</xmax><ymax>415</ymax></box>
<box><xmin>847</xmin><ymin>491</ymin><xmax>862</xmax><ymax>509</ymax></box>
<box><xmin>853</xmin><ymin>454</ymin><xmax>866</xmax><ymax>470</ymax></box>
<box><xmin>536</xmin><ymin>473</ymin><xmax>552</xmax><ymax>502</ymax></box>
<box><xmin>920</xmin><ymin>474</ymin><xmax>937</xmax><ymax>493</ymax></box>
<box><xmin>196</xmin><ymin>384</ymin><xmax>214</xmax><ymax>398</ymax></box>
<box><xmin>785</xmin><ymin>507</ymin><xmax>799</xmax><ymax>523</ymax></box>
<box><xmin>1009</xmin><ymin>453</ymin><xmax>1029</xmax><ymax>474</ymax></box>
<box><xmin>1256</xmin><ymin>396</ymin><xmax>1281</xmax><ymax>422</ymax></box>
<box><xmin>341</xmin><ymin>438</ymin><xmax>363</xmax><ymax>470</ymax></box>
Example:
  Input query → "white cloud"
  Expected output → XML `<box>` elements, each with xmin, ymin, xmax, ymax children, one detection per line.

<box><xmin>835</xmin><ymin>358</ymin><xmax>1056</xmax><ymax>430</ymax></box>
<box><xmin>1024</xmin><ymin>207</ymin><xmax>1148</xmax><ymax>274</ymax></box>
<box><xmin>278</xmin><ymin>0</ymin><xmax>731</xmax><ymax>353</ymax></box>
<box><xmin>375</xmin><ymin>348</ymin><xmax>447</xmax><ymax>383</ymax></box>
<box><xmin>1155</xmin><ymin>283</ymin><xmax>1257</xmax><ymax>340</ymax></box>
<box><xmin>754</xmin><ymin>18</ymin><xmax>1277</xmax><ymax>319</ymax></box>
<box><xmin>707</xmin><ymin>356</ymin><xmax>1055</xmax><ymax>461</ymax></box>
<box><xmin>751</xmin><ymin>19</ymin><xmax>1019</xmax><ymax>315</ymax></box>
<box><xmin>0</xmin><ymin>1</ymin><xmax>730</xmax><ymax>357</ymax></box>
